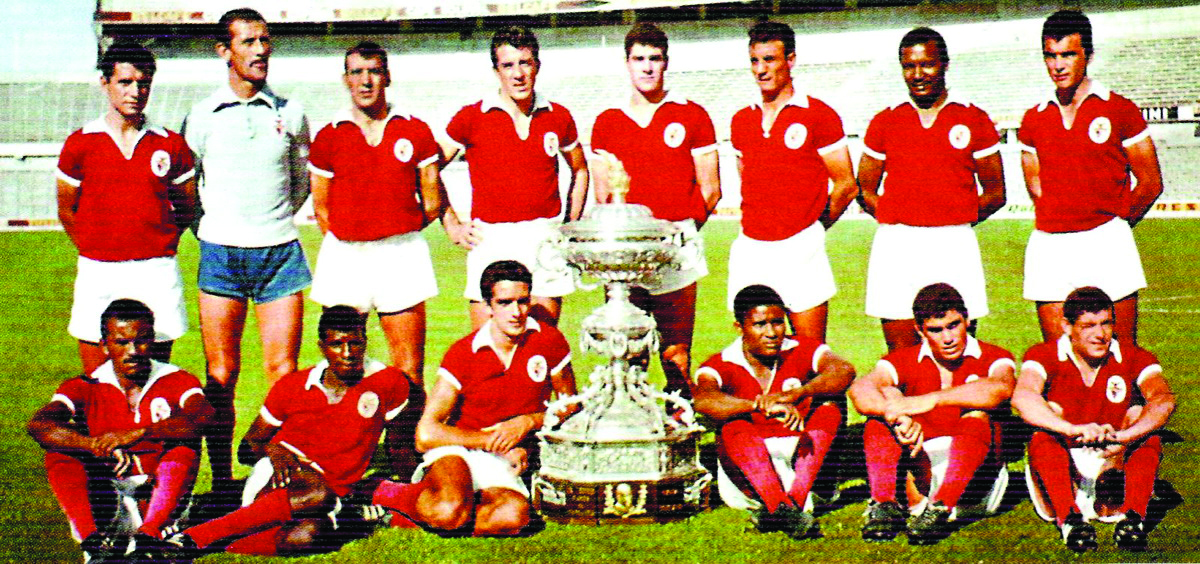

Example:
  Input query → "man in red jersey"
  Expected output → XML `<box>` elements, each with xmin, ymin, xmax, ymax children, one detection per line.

<box><xmin>1014</xmin><ymin>287</ymin><xmax>1174</xmax><ymax>552</ymax></box>
<box><xmin>440</xmin><ymin>26</ymin><xmax>589</xmax><ymax>329</ymax></box>
<box><xmin>57</xmin><ymin>41</ymin><xmax>197</xmax><ymax>374</ymax></box>
<box><xmin>29</xmin><ymin>299</ymin><xmax>212</xmax><ymax>562</ymax></box>
<box><xmin>857</xmin><ymin>27</ymin><xmax>1006</xmax><ymax>352</ymax></box>
<box><xmin>849</xmin><ymin>283</ymin><xmax>1015</xmax><ymax>545</ymax></box>
<box><xmin>308</xmin><ymin>41</ymin><xmax>444</xmax><ymax>479</ymax></box>
<box><xmin>1018</xmin><ymin>10</ymin><xmax>1163</xmax><ymax>346</ymax></box>
<box><xmin>694</xmin><ymin>285</ymin><xmax>854</xmax><ymax>539</ymax></box>
<box><xmin>728</xmin><ymin>22</ymin><xmax>857</xmax><ymax>342</ymax></box>
<box><xmin>591</xmin><ymin>22</ymin><xmax>721</xmax><ymax>397</ymax></box>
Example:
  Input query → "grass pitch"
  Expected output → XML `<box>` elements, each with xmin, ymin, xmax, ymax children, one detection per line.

<box><xmin>1</xmin><ymin>219</ymin><xmax>1196</xmax><ymax>562</ymax></box>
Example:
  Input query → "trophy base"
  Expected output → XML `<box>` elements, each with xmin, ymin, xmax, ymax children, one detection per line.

<box><xmin>532</xmin><ymin>470</ymin><xmax>711</xmax><ymax>525</ymax></box>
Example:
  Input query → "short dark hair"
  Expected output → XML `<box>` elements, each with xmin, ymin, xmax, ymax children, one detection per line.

<box><xmin>318</xmin><ymin>305</ymin><xmax>367</xmax><ymax>340</ymax></box>
<box><xmin>100</xmin><ymin>299</ymin><xmax>155</xmax><ymax>338</ymax></box>
<box><xmin>1042</xmin><ymin>9</ymin><xmax>1093</xmax><ymax>57</ymax></box>
<box><xmin>345</xmin><ymin>40</ymin><xmax>388</xmax><ymax>72</ymax></box>
<box><xmin>899</xmin><ymin>27</ymin><xmax>949</xmax><ymax>64</ymax></box>
<box><xmin>748</xmin><ymin>21</ymin><xmax>795</xmax><ymax>56</ymax></box>
<box><xmin>490</xmin><ymin>26</ymin><xmax>539</xmax><ymax>68</ymax></box>
<box><xmin>733</xmin><ymin>284</ymin><xmax>787</xmax><ymax>324</ymax></box>
<box><xmin>217</xmin><ymin>8</ymin><xmax>267</xmax><ymax>46</ymax></box>
<box><xmin>98</xmin><ymin>40</ymin><xmax>156</xmax><ymax>78</ymax></box>
<box><xmin>1063</xmin><ymin>286</ymin><xmax>1114</xmax><ymax>324</ymax></box>
<box><xmin>625</xmin><ymin>22</ymin><xmax>669</xmax><ymax>58</ymax></box>
<box><xmin>912</xmin><ymin>283</ymin><xmax>968</xmax><ymax>325</ymax></box>
<box><xmin>480</xmin><ymin>260</ymin><xmax>533</xmax><ymax>302</ymax></box>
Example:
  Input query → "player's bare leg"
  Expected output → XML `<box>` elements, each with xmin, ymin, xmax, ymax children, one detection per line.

<box><xmin>789</xmin><ymin>302</ymin><xmax>828</xmax><ymax>342</ymax></box>
<box><xmin>78</xmin><ymin>341</ymin><xmax>108</xmax><ymax>375</ymax></box>
<box><xmin>469</xmin><ymin>301</ymin><xmax>490</xmax><ymax>331</ymax></box>
<box><xmin>1113</xmin><ymin>293</ymin><xmax>1139</xmax><ymax>345</ymax></box>
<box><xmin>881</xmin><ymin>318</ymin><xmax>921</xmax><ymax>352</ymax></box>
<box><xmin>632</xmin><ymin>283</ymin><xmax>697</xmax><ymax>398</ymax></box>
<box><xmin>414</xmin><ymin>456</ymin><xmax>475</xmax><ymax>533</ymax></box>
<box><xmin>254</xmin><ymin>291</ymin><xmax>303</xmax><ymax>385</ymax></box>
<box><xmin>529</xmin><ymin>296</ymin><xmax>562</xmax><ymax>327</ymax></box>
<box><xmin>199</xmin><ymin>291</ymin><xmax>248</xmax><ymax>490</ymax></box>
<box><xmin>379</xmin><ymin>305</ymin><xmax>427</xmax><ymax>480</ymax></box>
<box><xmin>474</xmin><ymin>488</ymin><xmax>531</xmax><ymax>536</ymax></box>
<box><xmin>1035</xmin><ymin>301</ymin><xmax>1065</xmax><ymax>343</ymax></box>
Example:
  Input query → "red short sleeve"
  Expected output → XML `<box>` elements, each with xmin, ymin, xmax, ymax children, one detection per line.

<box><xmin>590</xmin><ymin>111</ymin><xmax>613</xmax><ymax>154</ymax></box>
<box><xmin>57</xmin><ymin>131</ymin><xmax>86</xmax><ymax>185</ymax></box>
<box><xmin>1113</xmin><ymin>97</ymin><xmax>1149</xmax><ymax>143</ymax></box>
<box><xmin>1016</xmin><ymin>107</ymin><xmax>1040</xmax><ymax>150</ymax></box>
<box><xmin>51</xmin><ymin>377</ymin><xmax>91</xmax><ymax>415</ymax></box>
<box><xmin>445</xmin><ymin>105</ymin><xmax>474</xmax><ymax>147</ymax></box>
<box><xmin>308</xmin><ymin>124</ymin><xmax>336</xmax><ymax>176</ymax></box>
<box><xmin>437</xmin><ymin>337</ymin><xmax>475</xmax><ymax>389</ymax></box>
<box><xmin>729</xmin><ymin>110</ymin><xmax>748</xmax><ymax>155</ymax></box>
<box><xmin>262</xmin><ymin>371</ymin><xmax>305</xmax><ymax>424</ymax></box>
<box><xmin>810</xmin><ymin>102</ymin><xmax>846</xmax><ymax>152</ymax></box>
<box><xmin>689</xmin><ymin>105</ymin><xmax>717</xmax><ymax>150</ymax></box>
<box><xmin>863</xmin><ymin>110</ymin><xmax>888</xmax><ymax>157</ymax></box>
<box><xmin>411</xmin><ymin>118</ymin><xmax>440</xmax><ymax>167</ymax></box>
<box><xmin>969</xmin><ymin>108</ymin><xmax>1002</xmax><ymax>155</ymax></box>
<box><xmin>557</xmin><ymin>105</ymin><xmax>580</xmax><ymax>149</ymax></box>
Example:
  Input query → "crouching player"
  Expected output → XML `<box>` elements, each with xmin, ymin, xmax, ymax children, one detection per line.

<box><xmin>158</xmin><ymin>306</ymin><xmax>410</xmax><ymax>557</ymax></box>
<box><xmin>28</xmin><ymin>299</ymin><xmax>212</xmax><ymax>562</ymax></box>
<box><xmin>1014</xmin><ymin>287</ymin><xmax>1175</xmax><ymax>552</ymax></box>
<box><xmin>849</xmin><ymin>283</ymin><xmax>1015</xmax><ymax>544</ymax></box>
<box><xmin>693</xmin><ymin>285</ymin><xmax>854</xmax><ymax>539</ymax></box>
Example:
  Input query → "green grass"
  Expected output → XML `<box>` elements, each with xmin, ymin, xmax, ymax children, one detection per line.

<box><xmin>1</xmin><ymin>219</ymin><xmax>1196</xmax><ymax>562</ymax></box>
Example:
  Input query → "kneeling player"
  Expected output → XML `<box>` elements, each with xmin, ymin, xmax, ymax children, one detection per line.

<box><xmin>849</xmin><ymin>283</ymin><xmax>1015</xmax><ymax>544</ymax></box>
<box><xmin>159</xmin><ymin>306</ymin><xmax>410</xmax><ymax>557</ymax></box>
<box><xmin>1014</xmin><ymin>287</ymin><xmax>1175</xmax><ymax>552</ymax></box>
<box><xmin>28</xmin><ymin>299</ymin><xmax>212</xmax><ymax>562</ymax></box>
<box><xmin>693</xmin><ymin>285</ymin><xmax>854</xmax><ymax>539</ymax></box>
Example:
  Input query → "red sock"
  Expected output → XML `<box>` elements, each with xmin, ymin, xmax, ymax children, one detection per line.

<box><xmin>864</xmin><ymin>418</ymin><xmax>902</xmax><ymax>503</ymax></box>
<box><xmin>187</xmin><ymin>488</ymin><xmax>292</xmax><ymax>548</ymax></box>
<box><xmin>1028</xmin><ymin>431</ymin><xmax>1078</xmax><ymax>525</ymax></box>
<box><xmin>45</xmin><ymin>451</ymin><xmax>97</xmax><ymax>541</ymax></box>
<box><xmin>787</xmin><ymin>403</ymin><xmax>841</xmax><ymax>506</ymax></box>
<box><xmin>372</xmin><ymin>480</ymin><xmax>426</xmax><ymax>519</ymax></box>
<box><xmin>720</xmin><ymin>419</ymin><xmax>790</xmax><ymax>512</ymax></box>
<box><xmin>225</xmin><ymin>527</ymin><xmax>280</xmax><ymax>555</ymax></box>
<box><xmin>139</xmin><ymin>447</ymin><xmax>198</xmax><ymax>537</ymax></box>
<box><xmin>1122</xmin><ymin>435</ymin><xmax>1162</xmax><ymax>517</ymax></box>
<box><xmin>933</xmin><ymin>416</ymin><xmax>991</xmax><ymax>508</ymax></box>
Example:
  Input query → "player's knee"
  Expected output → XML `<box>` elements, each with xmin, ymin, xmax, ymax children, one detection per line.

<box><xmin>275</xmin><ymin>519</ymin><xmax>324</xmax><ymax>556</ymax></box>
<box><xmin>720</xmin><ymin>419</ymin><xmax>754</xmax><ymax>441</ymax></box>
<box><xmin>417</xmin><ymin>490</ymin><xmax>472</xmax><ymax>531</ymax></box>
<box><xmin>287</xmin><ymin>475</ymin><xmax>336</xmax><ymax>515</ymax></box>
<box><xmin>263</xmin><ymin>357</ymin><xmax>296</xmax><ymax>382</ymax></box>
<box><xmin>475</xmin><ymin>495</ymin><xmax>530</xmax><ymax>536</ymax></box>
<box><xmin>661</xmin><ymin>344</ymin><xmax>691</xmax><ymax>369</ymax></box>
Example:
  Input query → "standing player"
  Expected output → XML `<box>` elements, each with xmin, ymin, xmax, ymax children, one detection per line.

<box><xmin>182</xmin><ymin>8</ymin><xmax>312</xmax><ymax>493</ymax></box>
<box><xmin>57</xmin><ymin>40</ymin><xmax>196</xmax><ymax>374</ymax></box>
<box><xmin>1018</xmin><ymin>10</ymin><xmax>1163</xmax><ymax>345</ymax></box>
<box><xmin>728</xmin><ymin>22</ymin><xmax>857</xmax><ymax>342</ymax></box>
<box><xmin>693</xmin><ymin>285</ymin><xmax>854</xmax><ymax>538</ymax></box>
<box><xmin>1014</xmin><ymin>287</ymin><xmax>1174</xmax><ymax>552</ymax></box>
<box><xmin>308</xmin><ymin>41</ymin><xmax>445</xmax><ymax>478</ymax></box>
<box><xmin>591</xmin><ymin>22</ymin><xmax>721</xmax><ymax>397</ymax></box>
<box><xmin>28</xmin><ymin>299</ymin><xmax>212</xmax><ymax>561</ymax></box>
<box><xmin>857</xmin><ymin>27</ymin><xmax>1006</xmax><ymax>351</ymax></box>
<box><xmin>848</xmin><ymin>283</ymin><xmax>1015</xmax><ymax>545</ymax></box>
<box><xmin>440</xmin><ymin>26</ymin><xmax>589</xmax><ymax>329</ymax></box>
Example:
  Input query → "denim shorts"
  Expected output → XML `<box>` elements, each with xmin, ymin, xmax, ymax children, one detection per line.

<box><xmin>198</xmin><ymin>239</ymin><xmax>312</xmax><ymax>302</ymax></box>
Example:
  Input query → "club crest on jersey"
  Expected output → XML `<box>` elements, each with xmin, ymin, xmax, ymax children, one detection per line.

<box><xmin>394</xmin><ymin>138</ymin><xmax>414</xmax><ymax>163</ymax></box>
<box><xmin>149</xmin><ymin>397</ymin><xmax>172</xmax><ymax>423</ymax></box>
<box><xmin>1105</xmin><ymin>375</ymin><xmax>1127</xmax><ymax>403</ymax></box>
<box><xmin>781</xmin><ymin>377</ymin><xmax>803</xmax><ymax>392</ymax></box>
<box><xmin>543</xmin><ymin>132</ymin><xmax>559</xmax><ymax>157</ymax></box>
<box><xmin>784</xmin><ymin>123</ymin><xmax>808</xmax><ymax>150</ymax></box>
<box><xmin>663</xmin><ymin>122</ymin><xmax>686</xmax><ymax>148</ymax></box>
<box><xmin>358</xmin><ymin>391</ymin><xmax>380</xmax><ymax>418</ymax></box>
<box><xmin>1088</xmin><ymin>117</ymin><xmax>1112</xmax><ymax>144</ymax></box>
<box><xmin>150</xmin><ymin>150</ymin><xmax>170</xmax><ymax>178</ymax></box>
<box><xmin>949</xmin><ymin>124</ymin><xmax>971</xmax><ymax>150</ymax></box>
<box><xmin>527</xmin><ymin>355</ymin><xmax>548</xmax><ymax>383</ymax></box>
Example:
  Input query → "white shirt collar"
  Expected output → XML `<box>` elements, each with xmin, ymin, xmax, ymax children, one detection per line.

<box><xmin>1037</xmin><ymin>79</ymin><xmax>1111</xmax><ymax>112</ymax></box>
<box><xmin>81</xmin><ymin>116</ymin><xmax>168</xmax><ymax>138</ymax></box>
<box><xmin>331</xmin><ymin>104</ymin><xmax>410</xmax><ymax>125</ymax></box>
<box><xmin>917</xmin><ymin>335</ymin><xmax>983</xmax><ymax>363</ymax></box>
<box><xmin>304</xmin><ymin>358</ymin><xmax>389</xmax><ymax>391</ymax></box>
<box><xmin>751</xmin><ymin>89</ymin><xmax>810</xmax><ymax>110</ymax></box>
<box><xmin>1055</xmin><ymin>334</ymin><xmax>1123</xmax><ymax>364</ymax></box>
<box><xmin>719</xmin><ymin>336</ymin><xmax>799</xmax><ymax>374</ymax></box>
<box><xmin>481</xmin><ymin>89</ymin><xmax>552</xmax><ymax>113</ymax></box>
<box><xmin>90</xmin><ymin>360</ymin><xmax>178</xmax><ymax>399</ymax></box>
<box><xmin>471</xmin><ymin>317</ymin><xmax>542</xmax><ymax>353</ymax></box>
<box><xmin>892</xmin><ymin>89</ymin><xmax>972</xmax><ymax>111</ymax></box>
<box><xmin>212</xmin><ymin>82</ymin><xmax>279</xmax><ymax>110</ymax></box>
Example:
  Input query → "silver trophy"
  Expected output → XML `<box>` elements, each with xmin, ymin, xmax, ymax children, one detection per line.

<box><xmin>533</xmin><ymin>156</ymin><xmax>711</xmax><ymax>524</ymax></box>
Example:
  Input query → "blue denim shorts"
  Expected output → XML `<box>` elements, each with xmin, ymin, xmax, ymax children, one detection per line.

<box><xmin>198</xmin><ymin>240</ymin><xmax>312</xmax><ymax>302</ymax></box>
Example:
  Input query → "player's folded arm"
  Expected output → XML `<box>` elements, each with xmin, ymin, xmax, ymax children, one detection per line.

<box><xmin>141</xmin><ymin>392</ymin><xmax>214</xmax><ymax>441</ymax></box>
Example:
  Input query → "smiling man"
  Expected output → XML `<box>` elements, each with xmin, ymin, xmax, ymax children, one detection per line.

<box><xmin>857</xmin><ymin>27</ymin><xmax>1006</xmax><ymax>352</ymax></box>
<box><xmin>849</xmin><ymin>283</ymin><xmax>1015</xmax><ymax>545</ymax></box>
<box><xmin>1018</xmin><ymin>10</ymin><xmax>1164</xmax><ymax>347</ymax></box>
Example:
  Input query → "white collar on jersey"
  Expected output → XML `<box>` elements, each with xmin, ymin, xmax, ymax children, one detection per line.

<box><xmin>891</xmin><ymin>89</ymin><xmax>974</xmax><ymax>111</ymax></box>
<box><xmin>90</xmin><ymin>359</ymin><xmax>179</xmax><ymax>400</ymax></box>
<box><xmin>82</xmin><ymin>116</ymin><xmax>168</xmax><ymax>138</ymax></box>
<box><xmin>481</xmin><ymin>88</ymin><xmax>553</xmax><ymax>113</ymax></box>
<box><xmin>719</xmin><ymin>336</ymin><xmax>799</xmax><ymax>374</ymax></box>
<box><xmin>617</xmin><ymin>90</ymin><xmax>690</xmax><ymax>127</ymax></box>
<box><xmin>1037</xmin><ymin>79</ymin><xmax>1112</xmax><ymax>112</ymax></box>
<box><xmin>749</xmin><ymin>89</ymin><xmax>810</xmax><ymax>110</ymax></box>
<box><xmin>472</xmin><ymin>317</ymin><xmax>542</xmax><ymax>353</ymax></box>
<box><xmin>1055</xmin><ymin>333</ymin><xmax>1123</xmax><ymax>364</ymax></box>
<box><xmin>330</xmin><ymin>104</ymin><xmax>410</xmax><ymax>125</ymax></box>
<box><xmin>304</xmin><ymin>358</ymin><xmax>389</xmax><ymax>391</ymax></box>
<box><xmin>917</xmin><ymin>334</ymin><xmax>983</xmax><ymax>363</ymax></box>
<box><xmin>211</xmin><ymin>82</ymin><xmax>280</xmax><ymax>110</ymax></box>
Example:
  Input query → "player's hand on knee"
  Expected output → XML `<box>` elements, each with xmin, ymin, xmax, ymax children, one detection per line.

<box><xmin>764</xmin><ymin>402</ymin><xmax>803</xmax><ymax>431</ymax></box>
<box><xmin>483</xmin><ymin>414</ymin><xmax>534</xmax><ymax>454</ymax></box>
<box><xmin>1071</xmin><ymin>422</ymin><xmax>1114</xmax><ymax>445</ymax></box>
<box><xmin>112</xmin><ymin>449</ymin><xmax>133</xmax><ymax>476</ymax></box>
<box><xmin>500</xmin><ymin>447</ymin><xmax>529</xmax><ymax>475</ymax></box>
<box><xmin>892</xmin><ymin>415</ymin><xmax>924</xmax><ymax>453</ymax></box>
<box><xmin>265</xmin><ymin>444</ymin><xmax>304</xmax><ymax>488</ymax></box>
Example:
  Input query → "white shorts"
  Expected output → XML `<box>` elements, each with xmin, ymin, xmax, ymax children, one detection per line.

<box><xmin>865</xmin><ymin>224</ymin><xmax>989</xmax><ymax>320</ymax></box>
<box><xmin>310</xmin><ymin>231</ymin><xmax>438</xmax><ymax>313</ymax></box>
<box><xmin>412</xmin><ymin>446</ymin><xmax>530</xmax><ymax>496</ymax></box>
<box><xmin>643</xmin><ymin>219</ymin><xmax>708</xmax><ymax>296</ymax></box>
<box><xmin>464</xmin><ymin>218</ymin><xmax>575</xmax><ymax>302</ymax></box>
<box><xmin>727</xmin><ymin>222</ymin><xmax>835</xmax><ymax>313</ymax></box>
<box><xmin>1023</xmin><ymin>218</ymin><xmax>1146</xmax><ymax>303</ymax></box>
<box><xmin>69</xmin><ymin>255</ymin><xmax>187</xmax><ymax>343</ymax></box>
<box><xmin>1025</xmin><ymin>446</ymin><xmax>1124</xmax><ymax>523</ymax></box>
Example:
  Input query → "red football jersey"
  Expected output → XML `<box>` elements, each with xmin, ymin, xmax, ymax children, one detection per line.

<box><xmin>862</xmin><ymin>98</ymin><xmax>1001</xmax><ymax>227</ymax></box>
<box><xmin>731</xmin><ymin>95</ymin><xmax>847</xmax><ymax>241</ymax></box>
<box><xmin>445</xmin><ymin>94</ymin><xmax>579</xmax><ymax>223</ymax></box>
<box><xmin>696</xmin><ymin>336</ymin><xmax>829</xmax><ymax>427</ymax></box>
<box><xmin>1021</xmin><ymin>337</ymin><xmax>1161</xmax><ymax>430</ymax></box>
<box><xmin>309</xmin><ymin>108</ymin><xmax>440</xmax><ymax>241</ymax></box>
<box><xmin>56</xmin><ymin>119</ymin><xmax>195</xmax><ymax>261</ymax></box>
<box><xmin>1017</xmin><ymin>82</ymin><xmax>1149</xmax><ymax>233</ymax></box>
<box><xmin>261</xmin><ymin>360</ymin><xmax>410</xmax><ymax>496</ymax></box>
<box><xmin>437</xmin><ymin>318</ymin><xmax>571</xmax><ymax>432</ymax></box>
<box><xmin>876</xmin><ymin>337</ymin><xmax>1015</xmax><ymax>438</ymax></box>
<box><xmin>590</xmin><ymin>94</ymin><xmax>717</xmax><ymax>223</ymax></box>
